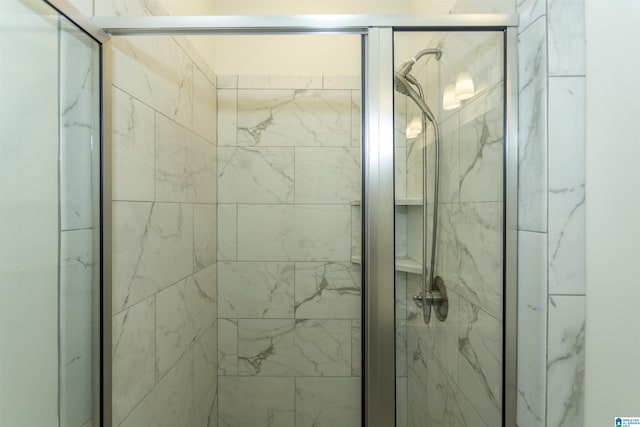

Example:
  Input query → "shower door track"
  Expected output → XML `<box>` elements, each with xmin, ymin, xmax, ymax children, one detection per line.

<box><xmin>44</xmin><ymin>3</ymin><xmax>519</xmax><ymax>425</ymax></box>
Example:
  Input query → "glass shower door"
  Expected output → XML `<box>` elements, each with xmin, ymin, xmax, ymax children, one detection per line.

<box><xmin>393</xmin><ymin>30</ymin><xmax>505</xmax><ymax>427</ymax></box>
<box><xmin>0</xmin><ymin>0</ymin><xmax>102</xmax><ymax>425</ymax></box>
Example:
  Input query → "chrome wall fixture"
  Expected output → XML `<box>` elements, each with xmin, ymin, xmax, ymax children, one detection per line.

<box><xmin>28</xmin><ymin>8</ymin><xmax>518</xmax><ymax>426</ymax></box>
<box><xmin>394</xmin><ymin>45</ymin><xmax>449</xmax><ymax>325</ymax></box>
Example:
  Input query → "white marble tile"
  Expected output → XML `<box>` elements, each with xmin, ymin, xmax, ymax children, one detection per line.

<box><xmin>194</xmin><ymin>324</ymin><xmax>217</xmax><ymax>409</ymax></box>
<box><xmin>295</xmin><ymin>147</ymin><xmax>360</xmax><ymax>203</ymax></box>
<box><xmin>217</xmin><ymin>319</ymin><xmax>238</xmax><ymax>376</ymax></box>
<box><xmin>237</xmin><ymin>89</ymin><xmax>351</xmax><ymax>147</ymax></box>
<box><xmin>218</xmin><ymin>262</ymin><xmax>295</xmax><ymax>318</ymax></box>
<box><xmin>193</xmin><ymin>68</ymin><xmax>217</xmax><ymax>143</ymax></box>
<box><xmin>406</xmin><ymin>131</ymin><xmax>424</xmax><ymax>200</ymax></box>
<box><xmin>416</xmin><ymin>290</ymin><xmax>459</xmax><ymax>381</ymax></box>
<box><xmin>394</xmin><ymin>92</ymin><xmax>407</xmax><ymax>148</ymax></box>
<box><xmin>60</xmin><ymin>24</ymin><xmax>98</xmax><ymax>232</ymax></box>
<box><xmin>517</xmin><ymin>0</ymin><xmax>545</xmax><ymax>31</ymax></box>
<box><xmin>238</xmin><ymin>75</ymin><xmax>322</xmax><ymax>89</ymax></box>
<box><xmin>59</xmin><ymin>230</ymin><xmax>94</xmax><ymax>427</ymax></box>
<box><xmin>458</xmin><ymin>299</ymin><xmax>502</xmax><ymax>427</ymax></box>
<box><xmin>156</xmin><ymin>279</ymin><xmax>195</xmax><ymax>379</ymax></box>
<box><xmin>94</xmin><ymin>0</ymin><xmax>152</xmax><ymax>16</ymax></box>
<box><xmin>217</xmin><ymin>75</ymin><xmax>237</xmax><ymax>89</ymax></box>
<box><xmin>295</xmin><ymin>377</ymin><xmax>361</xmax><ymax>426</ymax></box>
<box><xmin>112</xmin><ymin>87</ymin><xmax>155</xmax><ymax>202</ymax></box>
<box><xmin>395</xmin><ymin>146</ymin><xmax>408</xmax><ymax>200</ymax></box>
<box><xmin>218</xmin><ymin>377</ymin><xmax>294</xmax><ymax>427</ymax></box>
<box><xmin>188</xmin><ymin>264</ymin><xmax>217</xmax><ymax>339</ymax></box>
<box><xmin>112</xmin><ymin>202</ymin><xmax>194</xmax><ymax>313</ymax></box>
<box><xmin>188</xmin><ymin>381</ymin><xmax>217</xmax><ymax>427</ymax></box>
<box><xmin>112</xmin><ymin>36</ymin><xmax>193</xmax><ymax>129</ymax></box>
<box><xmin>548</xmin><ymin>77</ymin><xmax>586</xmax><ymax>295</ymax></box>
<box><xmin>237</xmin><ymin>205</ymin><xmax>351</xmax><ymax>262</ymax></box>
<box><xmin>119</xmin><ymin>349</ymin><xmax>195</xmax><ymax>427</ymax></box>
<box><xmin>546</xmin><ymin>296</ymin><xmax>585</xmax><ymax>427</ymax></box>
<box><xmin>351</xmin><ymin>90</ymin><xmax>361</xmax><ymax>147</ymax></box>
<box><xmin>156</xmin><ymin>265</ymin><xmax>216</xmax><ymax>378</ymax></box>
<box><xmin>194</xmin><ymin>204</ymin><xmax>217</xmax><ymax>271</ymax></box>
<box><xmin>427</xmin><ymin>113</ymin><xmax>460</xmax><ymax>204</ymax></box>
<box><xmin>294</xmin><ymin>262</ymin><xmax>361</xmax><ymax>319</ymax></box>
<box><xmin>217</xmin><ymin>89</ymin><xmax>237</xmax><ymax>146</ymax></box>
<box><xmin>218</xmin><ymin>147</ymin><xmax>294</xmax><ymax>203</ymax></box>
<box><xmin>517</xmin><ymin>231</ymin><xmax>547</xmax><ymax>427</ymax></box>
<box><xmin>351</xmin><ymin>320</ymin><xmax>361</xmax><ymax>376</ymax></box>
<box><xmin>407</xmin><ymin>326</ymin><xmax>487</xmax><ymax>427</ymax></box>
<box><xmin>323</xmin><ymin>75</ymin><xmax>361</xmax><ymax>90</ymax></box>
<box><xmin>396</xmin><ymin>376</ymin><xmax>408</xmax><ymax>427</ymax></box>
<box><xmin>458</xmin><ymin>85</ymin><xmax>504</xmax><ymax>203</ymax></box>
<box><xmin>112</xmin><ymin>298</ymin><xmax>156</xmax><ymax>426</ymax></box>
<box><xmin>155</xmin><ymin>114</ymin><xmax>217</xmax><ymax>203</ymax></box>
<box><xmin>548</xmin><ymin>0</ymin><xmax>586</xmax><ymax>76</ymax></box>
<box><xmin>451</xmin><ymin>203</ymin><xmax>503</xmax><ymax>320</ymax></box>
<box><xmin>351</xmin><ymin>205</ymin><xmax>361</xmax><ymax>259</ymax></box>
<box><xmin>396</xmin><ymin>272</ymin><xmax>407</xmax><ymax>320</ymax></box>
<box><xmin>518</xmin><ymin>19</ymin><xmax>548</xmax><ymax>233</ymax></box>
<box><xmin>396</xmin><ymin>319</ymin><xmax>407</xmax><ymax>377</ymax></box>
<box><xmin>452</xmin><ymin>0</ymin><xmax>515</xmax><ymax>13</ymax></box>
<box><xmin>217</xmin><ymin>204</ymin><xmax>237</xmax><ymax>261</ymax></box>
<box><xmin>237</xmin><ymin>319</ymin><xmax>351</xmax><ymax>376</ymax></box>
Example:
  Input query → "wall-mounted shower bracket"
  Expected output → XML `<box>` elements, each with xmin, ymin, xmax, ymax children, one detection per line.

<box><xmin>412</xmin><ymin>276</ymin><xmax>448</xmax><ymax>322</ymax></box>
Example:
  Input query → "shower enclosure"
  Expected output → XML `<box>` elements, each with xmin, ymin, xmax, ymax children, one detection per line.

<box><xmin>1</xmin><ymin>3</ymin><xmax>517</xmax><ymax>426</ymax></box>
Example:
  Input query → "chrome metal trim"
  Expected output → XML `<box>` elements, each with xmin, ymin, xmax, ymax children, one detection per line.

<box><xmin>101</xmin><ymin>38</ymin><xmax>113</xmax><ymax>427</ymax></box>
<box><xmin>503</xmin><ymin>26</ymin><xmax>519</xmax><ymax>427</ymax></box>
<box><xmin>363</xmin><ymin>27</ymin><xmax>396</xmax><ymax>427</ymax></box>
<box><xmin>42</xmin><ymin>0</ymin><xmax>110</xmax><ymax>43</ymax></box>
<box><xmin>93</xmin><ymin>14</ymin><xmax>518</xmax><ymax>36</ymax></box>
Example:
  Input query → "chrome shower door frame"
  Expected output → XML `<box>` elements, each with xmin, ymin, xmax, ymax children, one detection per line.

<box><xmin>55</xmin><ymin>12</ymin><xmax>518</xmax><ymax>426</ymax></box>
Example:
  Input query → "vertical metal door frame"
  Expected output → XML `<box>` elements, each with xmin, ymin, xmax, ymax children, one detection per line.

<box><xmin>363</xmin><ymin>27</ymin><xmax>396</xmax><ymax>427</ymax></box>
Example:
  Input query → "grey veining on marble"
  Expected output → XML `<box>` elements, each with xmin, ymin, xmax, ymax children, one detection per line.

<box><xmin>548</xmin><ymin>0</ymin><xmax>586</xmax><ymax>76</ymax></box>
<box><xmin>294</xmin><ymin>262</ymin><xmax>361</xmax><ymax>319</ymax></box>
<box><xmin>119</xmin><ymin>349</ymin><xmax>195</xmax><ymax>427</ymax></box>
<box><xmin>351</xmin><ymin>320</ymin><xmax>361</xmax><ymax>377</ymax></box>
<box><xmin>59</xmin><ymin>230</ymin><xmax>94</xmax><ymax>427</ymax></box>
<box><xmin>217</xmin><ymin>89</ymin><xmax>237</xmax><ymax>146</ymax></box>
<box><xmin>351</xmin><ymin>90</ymin><xmax>361</xmax><ymax>147</ymax></box>
<box><xmin>112</xmin><ymin>87</ymin><xmax>155</xmax><ymax>202</ymax></box>
<box><xmin>237</xmin><ymin>89</ymin><xmax>351</xmax><ymax>147</ymax></box>
<box><xmin>518</xmin><ymin>18</ymin><xmax>548</xmax><ymax>233</ymax></box>
<box><xmin>217</xmin><ymin>319</ymin><xmax>238</xmax><ymax>376</ymax></box>
<box><xmin>112</xmin><ymin>202</ymin><xmax>193</xmax><ymax>313</ymax></box>
<box><xmin>458</xmin><ymin>299</ymin><xmax>502</xmax><ymax>427</ymax></box>
<box><xmin>195</xmin><ymin>324</ymin><xmax>218</xmax><ymax>408</ymax></box>
<box><xmin>59</xmin><ymin>23</ymin><xmax>98</xmax><ymax>233</ymax></box>
<box><xmin>112</xmin><ymin>297</ymin><xmax>156</xmax><ymax>426</ymax></box>
<box><xmin>218</xmin><ymin>147</ymin><xmax>294</xmax><ymax>203</ymax></box>
<box><xmin>547</xmin><ymin>296</ymin><xmax>585</xmax><ymax>427</ymax></box>
<box><xmin>237</xmin><ymin>319</ymin><xmax>351</xmax><ymax>377</ymax></box>
<box><xmin>218</xmin><ymin>262</ymin><xmax>294</xmax><ymax>318</ymax></box>
<box><xmin>194</xmin><ymin>204</ymin><xmax>217</xmax><ymax>272</ymax></box>
<box><xmin>236</xmin><ymin>205</ymin><xmax>351</xmax><ymax>262</ymax></box>
<box><xmin>548</xmin><ymin>77</ymin><xmax>586</xmax><ymax>295</ymax></box>
<box><xmin>516</xmin><ymin>0</ymin><xmax>545</xmax><ymax>31</ymax></box>
<box><xmin>295</xmin><ymin>377</ymin><xmax>361</xmax><ymax>426</ymax></box>
<box><xmin>458</xmin><ymin>86</ymin><xmax>504</xmax><ymax>203</ymax></box>
<box><xmin>517</xmin><ymin>231</ymin><xmax>547</xmax><ymax>427</ymax></box>
<box><xmin>112</xmin><ymin>36</ymin><xmax>194</xmax><ymax>130</ymax></box>
<box><xmin>155</xmin><ymin>114</ymin><xmax>217</xmax><ymax>203</ymax></box>
<box><xmin>295</xmin><ymin>147</ymin><xmax>360</xmax><ymax>203</ymax></box>
<box><xmin>218</xmin><ymin>377</ymin><xmax>294</xmax><ymax>427</ymax></box>
<box><xmin>217</xmin><ymin>204</ymin><xmax>237</xmax><ymax>261</ymax></box>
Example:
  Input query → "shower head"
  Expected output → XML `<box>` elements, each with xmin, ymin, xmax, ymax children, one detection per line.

<box><xmin>394</xmin><ymin>72</ymin><xmax>436</xmax><ymax>120</ymax></box>
<box><xmin>396</xmin><ymin>47</ymin><xmax>443</xmax><ymax>79</ymax></box>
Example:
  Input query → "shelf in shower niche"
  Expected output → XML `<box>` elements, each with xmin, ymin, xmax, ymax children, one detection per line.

<box><xmin>350</xmin><ymin>255</ymin><xmax>423</xmax><ymax>274</ymax></box>
<box><xmin>349</xmin><ymin>198</ymin><xmax>423</xmax><ymax>206</ymax></box>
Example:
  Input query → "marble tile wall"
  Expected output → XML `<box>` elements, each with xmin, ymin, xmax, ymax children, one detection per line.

<box><xmin>514</xmin><ymin>0</ymin><xmax>587</xmax><ymax>426</ymax></box>
<box><xmin>216</xmin><ymin>74</ymin><xmax>362</xmax><ymax>427</ymax></box>
<box><xmin>107</xmin><ymin>1</ymin><xmax>218</xmax><ymax>425</ymax></box>
<box><xmin>399</xmin><ymin>31</ymin><xmax>505</xmax><ymax>427</ymax></box>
